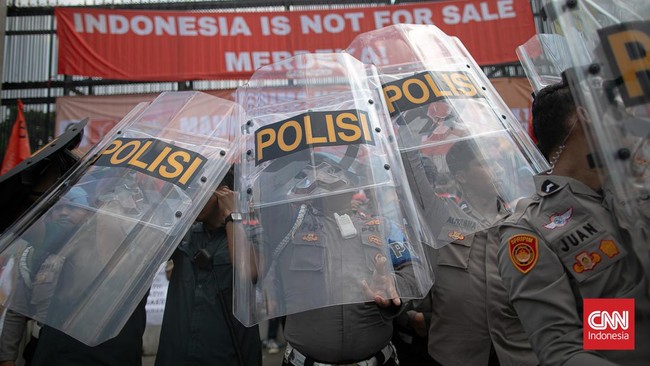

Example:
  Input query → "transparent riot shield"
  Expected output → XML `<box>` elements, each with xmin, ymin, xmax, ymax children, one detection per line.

<box><xmin>0</xmin><ymin>91</ymin><xmax>242</xmax><ymax>345</ymax></box>
<box><xmin>233</xmin><ymin>52</ymin><xmax>434</xmax><ymax>326</ymax></box>
<box><xmin>517</xmin><ymin>34</ymin><xmax>573</xmax><ymax>94</ymax></box>
<box><xmin>542</xmin><ymin>0</ymin><xmax>649</xmax><ymax>218</ymax></box>
<box><xmin>346</xmin><ymin>24</ymin><xmax>550</xmax><ymax>248</ymax></box>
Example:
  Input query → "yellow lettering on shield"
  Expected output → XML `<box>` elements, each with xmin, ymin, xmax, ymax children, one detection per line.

<box><xmin>95</xmin><ymin>137</ymin><xmax>206</xmax><ymax>190</ymax></box>
<box><xmin>254</xmin><ymin>109</ymin><xmax>374</xmax><ymax>165</ymax></box>
<box><xmin>600</xmin><ymin>21</ymin><xmax>650</xmax><ymax>106</ymax></box>
<box><xmin>382</xmin><ymin>70</ymin><xmax>484</xmax><ymax>116</ymax></box>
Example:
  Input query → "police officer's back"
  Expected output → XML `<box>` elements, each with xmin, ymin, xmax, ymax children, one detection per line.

<box><xmin>497</xmin><ymin>82</ymin><xmax>650</xmax><ymax>366</ymax></box>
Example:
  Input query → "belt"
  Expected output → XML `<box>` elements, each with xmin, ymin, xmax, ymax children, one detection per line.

<box><xmin>284</xmin><ymin>342</ymin><xmax>395</xmax><ymax>366</ymax></box>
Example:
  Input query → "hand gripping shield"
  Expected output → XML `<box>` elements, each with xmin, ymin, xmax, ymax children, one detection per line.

<box><xmin>233</xmin><ymin>52</ymin><xmax>433</xmax><ymax>326</ymax></box>
<box><xmin>542</xmin><ymin>0</ymin><xmax>650</xmax><ymax>217</ymax></box>
<box><xmin>0</xmin><ymin>91</ymin><xmax>242</xmax><ymax>345</ymax></box>
<box><xmin>347</xmin><ymin>24</ymin><xmax>550</xmax><ymax>248</ymax></box>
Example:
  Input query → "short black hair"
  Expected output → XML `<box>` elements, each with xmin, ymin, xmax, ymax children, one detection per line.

<box><xmin>532</xmin><ymin>82</ymin><xmax>576</xmax><ymax>159</ymax></box>
<box><xmin>220</xmin><ymin>165</ymin><xmax>235</xmax><ymax>188</ymax></box>
<box><xmin>445</xmin><ymin>139</ymin><xmax>479</xmax><ymax>176</ymax></box>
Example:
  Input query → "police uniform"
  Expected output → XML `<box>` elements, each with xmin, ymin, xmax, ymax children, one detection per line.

<box><xmin>0</xmin><ymin>227</ymin><xmax>147</xmax><ymax>366</ymax></box>
<box><xmin>429</xmin><ymin>220</ymin><xmax>539</xmax><ymax>366</ymax></box>
<box><xmin>604</xmin><ymin>188</ymin><xmax>650</xmax><ymax>282</ymax></box>
<box><xmin>497</xmin><ymin>174</ymin><xmax>650</xmax><ymax>366</ymax></box>
<box><xmin>272</xmin><ymin>204</ymin><xmax>418</xmax><ymax>365</ymax></box>
<box><xmin>403</xmin><ymin>150</ymin><xmax>538</xmax><ymax>366</ymax></box>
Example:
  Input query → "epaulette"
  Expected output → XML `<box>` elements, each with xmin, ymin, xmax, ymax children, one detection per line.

<box><xmin>537</xmin><ymin>177</ymin><xmax>567</xmax><ymax>197</ymax></box>
<box><xmin>503</xmin><ymin>196</ymin><xmax>539</xmax><ymax>225</ymax></box>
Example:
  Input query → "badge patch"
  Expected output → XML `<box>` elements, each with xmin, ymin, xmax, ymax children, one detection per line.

<box><xmin>301</xmin><ymin>233</ymin><xmax>318</xmax><ymax>242</ymax></box>
<box><xmin>508</xmin><ymin>234</ymin><xmax>539</xmax><ymax>274</ymax></box>
<box><xmin>458</xmin><ymin>201</ymin><xmax>470</xmax><ymax>212</ymax></box>
<box><xmin>36</xmin><ymin>273</ymin><xmax>47</xmax><ymax>283</ymax></box>
<box><xmin>368</xmin><ymin>234</ymin><xmax>383</xmax><ymax>246</ymax></box>
<box><xmin>544</xmin><ymin>208</ymin><xmax>573</xmax><ymax>229</ymax></box>
<box><xmin>599</xmin><ymin>240</ymin><xmax>620</xmax><ymax>258</ymax></box>
<box><xmin>573</xmin><ymin>251</ymin><xmax>602</xmax><ymax>273</ymax></box>
<box><xmin>448</xmin><ymin>231</ymin><xmax>465</xmax><ymax>241</ymax></box>
<box><xmin>541</xmin><ymin>179</ymin><xmax>559</xmax><ymax>194</ymax></box>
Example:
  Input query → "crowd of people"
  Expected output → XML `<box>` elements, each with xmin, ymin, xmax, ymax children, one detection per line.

<box><xmin>0</xmin><ymin>76</ymin><xmax>646</xmax><ymax>366</ymax></box>
<box><xmin>0</xmin><ymin>16</ymin><xmax>648</xmax><ymax>366</ymax></box>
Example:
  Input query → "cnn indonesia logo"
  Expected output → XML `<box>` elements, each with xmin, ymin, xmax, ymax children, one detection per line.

<box><xmin>583</xmin><ymin>298</ymin><xmax>635</xmax><ymax>350</ymax></box>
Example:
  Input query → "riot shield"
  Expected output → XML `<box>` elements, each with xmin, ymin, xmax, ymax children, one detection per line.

<box><xmin>517</xmin><ymin>34</ymin><xmax>573</xmax><ymax>94</ymax></box>
<box><xmin>233</xmin><ymin>52</ymin><xmax>433</xmax><ymax>326</ymax></box>
<box><xmin>542</xmin><ymin>0</ymin><xmax>649</xmax><ymax>218</ymax></box>
<box><xmin>0</xmin><ymin>118</ymin><xmax>87</xmax><ymax>234</ymax></box>
<box><xmin>346</xmin><ymin>24</ymin><xmax>550</xmax><ymax>248</ymax></box>
<box><xmin>0</xmin><ymin>91</ymin><xmax>242</xmax><ymax>345</ymax></box>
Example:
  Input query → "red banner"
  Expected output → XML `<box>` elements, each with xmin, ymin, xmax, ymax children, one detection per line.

<box><xmin>55</xmin><ymin>78</ymin><xmax>533</xmax><ymax>152</ymax></box>
<box><xmin>1</xmin><ymin>100</ymin><xmax>31</xmax><ymax>175</ymax></box>
<box><xmin>56</xmin><ymin>0</ymin><xmax>535</xmax><ymax>81</ymax></box>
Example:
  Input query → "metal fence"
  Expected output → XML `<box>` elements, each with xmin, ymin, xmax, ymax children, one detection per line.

<box><xmin>0</xmin><ymin>0</ymin><xmax>535</xmax><ymax>162</ymax></box>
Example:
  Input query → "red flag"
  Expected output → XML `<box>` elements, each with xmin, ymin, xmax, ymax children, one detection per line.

<box><xmin>1</xmin><ymin>100</ymin><xmax>31</xmax><ymax>175</ymax></box>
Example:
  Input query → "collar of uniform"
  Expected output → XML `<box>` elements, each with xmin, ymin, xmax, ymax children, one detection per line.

<box><xmin>179</xmin><ymin>222</ymin><xmax>224</xmax><ymax>243</ymax></box>
<box><xmin>310</xmin><ymin>204</ymin><xmax>356</xmax><ymax>218</ymax></box>
<box><xmin>534</xmin><ymin>174</ymin><xmax>602</xmax><ymax>198</ymax></box>
<box><xmin>496</xmin><ymin>198</ymin><xmax>510</xmax><ymax>218</ymax></box>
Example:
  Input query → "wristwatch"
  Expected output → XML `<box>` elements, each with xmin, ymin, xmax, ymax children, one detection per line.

<box><xmin>224</xmin><ymin>212</ymin><xmax>242</xmax><ymax>225</ymax></box>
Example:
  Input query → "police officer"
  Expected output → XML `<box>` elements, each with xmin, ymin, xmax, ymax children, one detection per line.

<box><xmin>255</xmin><ymin>154</ymin><xmax>420</xmax><ymax>366</ymax></box>
<box><xmin>497</xmin><ymin>81</ymin><xmax>650</xmax><ymax>366</ymax></box>
<box><xmin>0</xmin><ymin>187</ymin><xmax>147</xmax><ymax>366</ymax></box>
<box><xmin>402</xmin><ymin>136</ymin><xmax>538</xmax><ymax>366</ymax></box>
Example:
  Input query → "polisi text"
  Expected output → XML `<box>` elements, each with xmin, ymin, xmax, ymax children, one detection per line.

<box><xmin>95</xmin><ymin>137</ymin><xmax>206</xmax><ymax>189</ymax></box>
<box><xmin>255</xmin><ymin>109</ymin><xmax>374</xmax><ymax>165</ymax></box>
<box><xmin>382</xmin><ymin>70</ymin><xmax>484</xmax><ymax>116</ymax></box>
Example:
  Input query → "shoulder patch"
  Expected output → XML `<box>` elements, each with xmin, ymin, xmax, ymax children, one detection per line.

<box><xmin>541</xmin><ymin>179</ymin><xmax>559</xmax><ymax>194</ymax></box>
<box><xmin>508</xmin><ymin>234</ymin><xmax>539</xmax><ymax>274</ymax></box>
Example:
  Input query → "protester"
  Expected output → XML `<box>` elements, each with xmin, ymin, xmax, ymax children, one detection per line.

<box><xmin>156</xmin><ymin>168</ymin><xmax>262</xmax><ymax>366</ymax></box>
<box><xmin>497</xmin><ymin>81</ymin><xmax>650</xmax><ymax>366</ymax></box>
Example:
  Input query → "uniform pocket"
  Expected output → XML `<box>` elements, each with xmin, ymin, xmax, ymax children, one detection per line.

<box><xmin>437</xmin><ymin>234</ymin><xmax>475</xmax><ymax>269</ymax></box>
<box><xmin>290</xmin><ymin>243</ymin><xmax>326</xmax><ymax>271</ymax></box>
<box><xmin>30</xmin><ymin>255</ymin><xmax>65</xmax><ymax>306</ymax></box>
